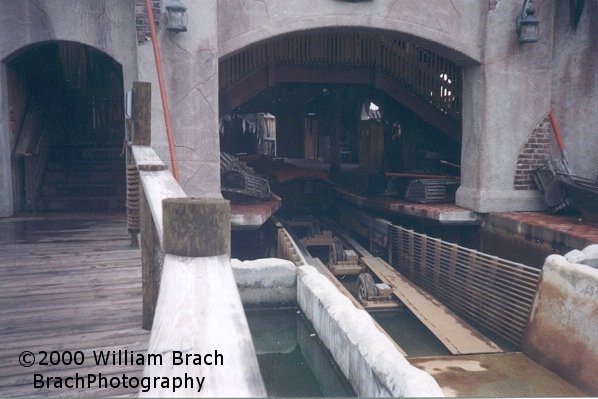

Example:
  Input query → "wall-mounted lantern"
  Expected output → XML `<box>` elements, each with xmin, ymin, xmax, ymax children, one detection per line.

<box><xmin>516</xmin><ymin>0</ymin><xmax>540</xmax><ymax>43</ymax></box>
<box><xmin>166</xmin><ymin>0</ymin><xmax>187</xmax><ymax>32</ymax></box>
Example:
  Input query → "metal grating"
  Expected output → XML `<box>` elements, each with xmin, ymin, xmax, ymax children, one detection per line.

<box><xmin>388</xmin><ymin>224</ymin><xmax>541</xmax><ymax>348</ymax></box>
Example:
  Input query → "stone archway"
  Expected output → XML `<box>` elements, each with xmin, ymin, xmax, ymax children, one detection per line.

<box><xmin>219</xmin><ymin>28</ymin><xmax>465</xmax><ymax>181</ymax></box>
<box><xmin>4</xmin><ymin>41</ymin><xmax>126</xmax><ymax>211</ymax></box>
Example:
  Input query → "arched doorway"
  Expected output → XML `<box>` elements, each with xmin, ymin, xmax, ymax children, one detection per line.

<box><xmin>6</xmin><ymin>41</ymin><xmax>125</xmax><ymax>211</ymax></box>
<box><xmin>219</xmin><ymin>28</ymin><xmax>463</xmax><ymax>180</ymax></box>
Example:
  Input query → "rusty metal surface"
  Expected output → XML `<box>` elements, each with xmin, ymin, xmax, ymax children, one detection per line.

<box><xmin>410</xmin><ymin>352</ymin><xmax>587</xmax><ymax>397</ymax></box>
<box><xmin>362</xmin><ymin>256</ymin><xmax>502</xmax><ymax>355</ymax></box>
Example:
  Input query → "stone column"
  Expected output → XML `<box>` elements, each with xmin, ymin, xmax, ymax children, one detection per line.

<box><xmin>456</xmin><ymin>1</ymin><xmax>555</xmax><ymax>212</ymax></box>
<box><xmin>138</xmin><ymin>0</ymin><xmax>221</xmax><ymax>198</ymax></box>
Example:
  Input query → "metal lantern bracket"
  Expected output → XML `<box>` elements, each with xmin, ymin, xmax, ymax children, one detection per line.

<box><xmin>165</xmin><ymin>0</ymin><xmax>188</xmax><ymax>33</ymax></box>
<box><xmin>516</xmin><ymin>0</ymin><xmax>540</xmax><ymax>43</ymax></box>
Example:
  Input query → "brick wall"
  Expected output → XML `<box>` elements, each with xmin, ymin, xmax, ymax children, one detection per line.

<box><xmin>136</xmin><ymin>0</ymin><xmax>161</xmax><ymax>43</ymax></box>
<box><xmin>513</xmin><ymin>115</ymin><xmax>553</xmax><ymax>190</ymax></box>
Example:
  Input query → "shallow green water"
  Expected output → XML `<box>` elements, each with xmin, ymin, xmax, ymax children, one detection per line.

<box><xmin>372</xmin><ymin>309</ymin><xmax>451</xmax><ymax>357</ymax></box>
<box><xmin>245</xmin><ymin>308</ymin><xmax>355</xmax><ymax>397</ymax></box>
<box><xmin>339</xmin><ymin>276</ymin><xmax>451</xmax><ymax>357</ymax></box>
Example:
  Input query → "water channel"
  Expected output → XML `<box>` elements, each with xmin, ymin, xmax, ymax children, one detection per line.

<box><xmin>245</xmin><ymin>308</ymin><xmax>356</xmax><ymax>397</ymax></box>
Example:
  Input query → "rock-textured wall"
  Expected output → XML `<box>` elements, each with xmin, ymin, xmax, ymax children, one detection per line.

<box><xmin>523</xmin><ymin>245</ymin><xmax>598</xmax><ymax>395</ymax></box>
<box><xmin>550</xmin><ymin>1</ymin><xmax>598</xmax><ymax>179</ymax></box>
<box><xmin>456</xmin><ymin>0</ymin><xmax>555</xmax><ymax>212</ymax></box>
<box><xmin>231</xmin><ymin>258</ymin><xmax>296</xmax><ymax>305</ymax></box>
<box><xmin>137</xmin><ymin>0</ymin><xmax>221</xmax><ymax>197</ymax></box>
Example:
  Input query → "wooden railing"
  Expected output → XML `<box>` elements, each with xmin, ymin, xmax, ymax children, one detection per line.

<box><xmin>129</xmin><ymin>82</ymin><xmax>266</xmax><ymax>397</ymax></box>
<box><xmin>219</xmin><ymin>43</ymin><xmax>267</xmax><ymax>92</ymax></box>
<box><xmin>379</xmin><ymin>37</ymin><xmax>461</xmax><ymax>119</ymax></box>
<box><xmin>220</xmin><ymin>30</ymin><xmax>462</xmax><ymax>121</ymax></box>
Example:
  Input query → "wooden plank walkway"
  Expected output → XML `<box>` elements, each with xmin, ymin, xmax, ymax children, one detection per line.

<box><xmin>0</xmin><ymin>212</ymin><xmax>149</xmax><ymax>397</ymax></box>
<box><xmin>362</xmin><ymin>256</ymin><xmax>502</xmax><ymax>355</ymax></box>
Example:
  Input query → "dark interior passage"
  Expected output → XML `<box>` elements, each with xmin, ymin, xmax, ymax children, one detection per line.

<box><xmin>219</xmin><ymin>29</ymin><xmax>463</xmax><ymax>191</ymax></box>
<box><xmin>7</xmin><ymin>41</ymin><xmax>126</xmax><ymax>212</ymax></box>
<box><xmin>221</xmin><ymin>83</ymin><xmax>461</xmax><ymax>184</ymax></box>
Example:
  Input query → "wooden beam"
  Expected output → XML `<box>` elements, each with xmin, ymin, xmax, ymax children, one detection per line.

<box><xmin>376</xmin><ymin>71</ymin><xmax>461</xmax><ymax>142</ymax></box>
<box><xmin>221</xmin><ymin>67</ymin><xmax>268</xmax><ymax>111</ymax></box>
<box><xmin>269</xmin><ymin>64</ymin><xmax>375</xmax><ymax>86</ymax></box>
<box><xmin>132</xmin><ymin>82</ymin><xmax>151</xmax><ymax>146</ymax></box>
<box><xmin>361</xmin><ymin>256</ymin><xmax>502</xmax><ymax>355</ymax></box>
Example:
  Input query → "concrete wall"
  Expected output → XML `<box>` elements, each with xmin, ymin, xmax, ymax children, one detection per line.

<box><xmin>1</xmin><ymin>1</ymin><xmax>594</xmax><ymax>215</ymax></box>
<box><xmin>457</xmin><ymin>0</ymin><xmax>597</xmax><ymax>211</ymax></box>
<box><xmin>0</xmin><ymin>0</ymin><xmax>138</xmax><ymax>216</ymax></box>
<box><xmin>217</xmin><ymin>0</ymin><xmax>484</xmax><ymax>63</ymax></box>
<box><xmin>297</xmin><ymin>264</ymin><xmax>443</xmax><ymax>397</ymax></box>
<box><xmin>457</xmin><ymin>0</ymin><xmax>555</xmax><ymax>212</ymax></box>
<box><xmin>550</xmin><ymin>1</ymin><xmax>598</xmax><ymax>178</ymax></box>
<box><xmin>136</xmin><ymin>0</ymin><xmax>221</xmax><ymax>198</ymax></box>
<box><xmin>231</xmin><ymin>258</ymin><xmax>296</xmax><ymax>306</ymax></box>
<box><xmin>523</xmin><ymin>246</ymin><xmax>598</xmax><ymax>395</ymax></box>
<box><xmin>230</xmin><ymin>254</ymin><xmax>443</xmax><ymax>396</ymax></box>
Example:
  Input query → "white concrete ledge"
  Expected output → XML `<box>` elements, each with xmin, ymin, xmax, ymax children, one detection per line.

<box><xmin>231</xmin><ymin>258</ymin><xmax>296</xmax><ymax>306</ymax></box>
<box><xmin>456</xmin><ymin>186</ymin><xmax>548</xmax><ymax>213</ymax></box>
<box><xmin>297</xmin><ymin>264</ymin><xmax>444</xmax><ymax>397</ymax></box>
<box><xmin>132</xmin><ymin>145</ymin><xmax>167</xmax><ymax>171</ymax></box>
<box><xmin>524</xmin><ymin>247</ymin><xmax>598</xmax><ymax>395</ymax></box>
<box><xmin>564</xmin><ymin>244</ymin><xmax>598</xmax><ymax>268</ymax></box>
<box><xmin>139</xmin><ymin>170</ymin><xmax>186</xmax><ymax>242</ymax></box>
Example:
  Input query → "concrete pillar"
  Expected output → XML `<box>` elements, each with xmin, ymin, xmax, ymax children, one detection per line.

<box><xmin>456</xmin><ymin>1</ymin><xmax>555</xmax><ymax>212</ymax></box>
<box><xmin>138</xmin><ymin>0</ymin><xmax>221</xmax><ymax>198</ymax></box>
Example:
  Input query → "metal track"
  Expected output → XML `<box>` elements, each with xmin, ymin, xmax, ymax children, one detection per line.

<box><xmin>290</xmin><ymin>217</ymin><xmax>502</xmax><ymax>355</ymax></box>
<box><xmin>388</xmin><ymin>225</ymin><xmax>541</xmax><ymax>348</ymax></box>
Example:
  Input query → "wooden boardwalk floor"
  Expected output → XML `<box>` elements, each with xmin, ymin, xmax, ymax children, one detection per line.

<box><xmin>0</xmin><ymin>212</ymin><xmax>149</xmax><ymax>397</ymax></box>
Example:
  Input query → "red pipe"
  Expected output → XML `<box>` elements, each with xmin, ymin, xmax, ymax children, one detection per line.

<box><xmin>144</xmin><ymin>0</ymin><xmax>180</xmax><ymax>182</ymax></box>
<box><xmin>549</xmin><ymin>110</ymin><xmax>566</xmax><ymax>154</ymax></box>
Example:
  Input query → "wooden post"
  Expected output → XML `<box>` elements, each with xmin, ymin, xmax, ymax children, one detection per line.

<box><xmin>330</xmin><ymin>87</ymin><xmax>342</xmax><ymax>178</ymax></box>
<box><xmin>132</xmin><ymin>82</ymin><xmax>151</xmax><ymax>146</ymax></box>
<box><xmin>163</xmin><ymin>197</ymin><xmax>231</xmax><ymax>257</ymax></box>
<box><xmin>142</xmin><ymin>197</ymin><xmax>230</xmax><ymax>330</ymax></box>
<box><xmin>127</xmin><ymin>82</ymin><xmax>152</xmax><ymax>247</ymax></box>
<box><xmin>140</xmin><ymin>186</ymin><xmax>160</xmax><ymax>331</ymax></box>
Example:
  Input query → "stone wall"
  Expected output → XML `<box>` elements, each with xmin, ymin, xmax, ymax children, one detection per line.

<box><xmin>550</xmin><ymin>0</ymin><xmax>598</xmax><ymax>178</ymax></box>
<box><xmin>231</xmin><ymin>258</ymin><xmax>296</xmax><ymax>306</ymax></box>
<box><xmin>456</xmin><ymin>0</ymin><xmax>555</xmax><ymax>212</ymax></box>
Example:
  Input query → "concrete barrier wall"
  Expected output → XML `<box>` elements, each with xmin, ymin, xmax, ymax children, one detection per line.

<box><xmin>296</xmin><ymin>265</ymin><xmax>443</xmax><ymax>397</ymax></box>
<box><xmin>523</xmin><ymin>246</ymin><xmax>598</xmax><ymax>395</ymax></box>
<box><xmin>231</xmin><ymin>258</ymin><xmax>296</xmax><ymax>306</ymax></box>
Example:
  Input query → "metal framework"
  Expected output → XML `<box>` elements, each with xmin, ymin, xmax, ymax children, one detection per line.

<box><xmin>388</xmin><ymin>224</ymin><xmax>541</xmax><ymax>348</ymax></box>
